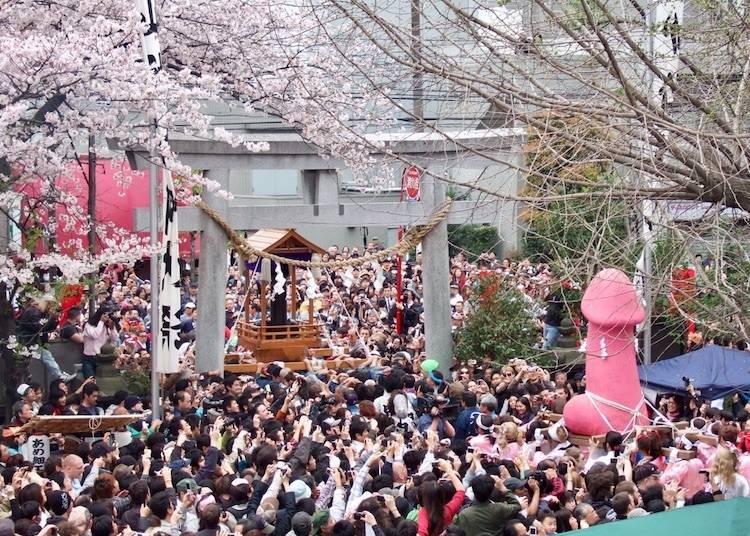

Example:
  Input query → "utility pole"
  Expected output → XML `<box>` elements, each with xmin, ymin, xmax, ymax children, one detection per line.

<box><xmin>87</xmin><ymin>134</ymin><xmax>97</xmax><ymax>316</ymax></box>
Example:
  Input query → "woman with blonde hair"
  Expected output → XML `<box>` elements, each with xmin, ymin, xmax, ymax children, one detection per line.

<box><xmin>710</xmin><ymin>447</ymin><xmax>750</xmax><ymax>499</ymax></box>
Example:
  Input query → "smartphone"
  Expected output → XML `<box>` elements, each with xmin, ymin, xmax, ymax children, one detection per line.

<box><xmin>529</xmin><ymin>528</ymin><xmax>537</xmax><ymax>536</ymax></box>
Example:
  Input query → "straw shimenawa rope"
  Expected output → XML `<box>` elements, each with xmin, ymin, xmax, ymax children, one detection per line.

<box><xmin>195</xmin><ymin>199</ymin><xmax>453</xmax><ymax>269</ymax></box>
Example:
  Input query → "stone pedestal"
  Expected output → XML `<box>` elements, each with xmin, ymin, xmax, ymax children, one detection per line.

<box><xmin>554</xmin><ymin>317</ymin><xmax>581</xmax><ymax>364</ymax></box>
<box><xmin>95</xmin><ymin>345</ymin><xmax>128</xmax><ymax>396</ymax></box>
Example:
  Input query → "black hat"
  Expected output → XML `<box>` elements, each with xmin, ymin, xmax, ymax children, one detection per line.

<box><xmin>116</xmin><ymin>455</ymin><xmax>137</xmax><ymax>467</ymax></box>
<box><xmin>91</xmin><ymin>441</ymin><xmax>115</xmax><ymax>459</ymax></box>
<box><xmin>633</xmin><ymin>463</ymin><xmax>661</xmax><ymax>484</ymax></box>
<box><xmin>124</xmin><ymin>396</ymin><xmax>142</xmax><ymax>411</ymax></box>
<box><xmin>46</xmin><ymin>490</ymin><xmax>72</xmax><ymax>516</ymax></box>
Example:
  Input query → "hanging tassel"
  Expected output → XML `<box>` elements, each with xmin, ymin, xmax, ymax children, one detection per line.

<box><xmin>372</xmin><ymin>260</ymin><xmax>385</xmax><ymax>291</ymax></box>
<box><xmin>343</xmin><ymin>266</ymin><xmax>354</xmax><ymax>289</ymax></box>
<box><xmin>310</xmin><ymin>254</ymin><xmax>322</xmax><ymax>280</ymax></box>
<box><xmin>305</xmin><ymin>269</ymin><xmax>318</xmax><ymax>300</ymax></box>
<box><xmin>260</xmin><ymin>258</ymin><xmax>272</xmax><ymax>282</ymax></box>
<box><xmin>272</xmin><ymin>262</ymin><xmax>286</xmax><ymax>299</ymax></box>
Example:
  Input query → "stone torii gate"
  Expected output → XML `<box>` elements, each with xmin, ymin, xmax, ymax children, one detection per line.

<box><xmin>126</xmin><ymin>128</ymin><xmax>524</xmax><ymax>374</ymax></box>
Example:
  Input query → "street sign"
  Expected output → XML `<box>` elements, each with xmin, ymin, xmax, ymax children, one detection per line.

<box><xmin>402</xmin><ymin>166</ymin><xmax>421</xmax><ymax>202</ymax></box>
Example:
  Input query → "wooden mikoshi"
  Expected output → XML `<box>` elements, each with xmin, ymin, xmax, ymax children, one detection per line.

<box><xmin>231</xmin><ymin>229</ymin><xmax>344</xmax><ymax>370</ymax></box>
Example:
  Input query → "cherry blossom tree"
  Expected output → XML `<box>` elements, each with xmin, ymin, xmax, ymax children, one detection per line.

<box><xmin>0</xmin><ymin>0</ymin><xmax>393</xmax><ymax>398</ymax></box>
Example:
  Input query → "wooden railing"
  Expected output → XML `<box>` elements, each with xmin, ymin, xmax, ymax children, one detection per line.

<box><xmin>236</xmin><ymin>320</ymin><xmax>322</xmax><ymax>343</ymax></box>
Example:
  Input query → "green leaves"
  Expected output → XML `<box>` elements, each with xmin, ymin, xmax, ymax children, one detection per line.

<box><xmin>448</xmin><ymin>224</ymin><xmax>501</xmax><ymax>260</ymax></box>
<box><xmin>455</xmin><ymin>276</ymin><xmax>540</xmax><ymax>364</ymax></box>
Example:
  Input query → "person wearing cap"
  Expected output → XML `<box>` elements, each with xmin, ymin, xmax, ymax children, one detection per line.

<box><xmin>17</xmin><ymin>295</ymin><xmax>75</xmax><ymax>382</ymax></box>
<box><xmin>289</xmin><ymin>511</ymin><xmax>312</xmax><ymax>536</ymax></box>
<box><xmin>311</xmin><ymin>510</ymin><xmax>335</xmax><ymax>536</ymax></box>
<box><xmin>46</xmin><ymin>490</ymin><xmax>73</xmax><ymax>523</ymax></box>
<box><xmin>225</xmin><ymin>478</ymin><xmax>254</xmax><ymax>522</ymax></box>
<box><xmin>171</xmin><ymin>478</ymin><xmax>200</xmax><ymax>533</ymax></box>
<box><xmin>123</xmin><ymin>396</ymin><xmax>144</xmax><ymax>413</ymax></box>
<box><xmin>15</xmin><ymin>383</ymin><xmax>42</xmax><ymax>416</ymax></box>
<box><xmin>179</xmin><ymin>303</ymin><xmax>197</xmax><ymax>344</ymax></box>
<box><xmin>182</xmin><ymin>283</ymin><xmax>198</xmax><ymax>308</ymax></box>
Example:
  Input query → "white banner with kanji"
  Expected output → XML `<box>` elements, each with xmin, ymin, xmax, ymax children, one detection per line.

<box><xmin>158</xmin><ymin>171</ymin><xmax>181</xmax><ymax>373</ymax></box>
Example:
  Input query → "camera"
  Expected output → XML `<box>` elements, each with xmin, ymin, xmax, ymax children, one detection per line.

<box><xmin>353</xmin><ymin>513</ymin><xmax>364</xmax><ymax>521</ymax></box>
<box><xmin>682</xmin><ymin>376</ymin><xmax>694</xmax><ymax>387</ymax></box>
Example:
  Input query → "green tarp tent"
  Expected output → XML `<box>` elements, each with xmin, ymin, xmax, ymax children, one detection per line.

<box><xmin>567</xmin><ymin>498</ymin><xmax>750</xmax><ymax>535</ymax></box>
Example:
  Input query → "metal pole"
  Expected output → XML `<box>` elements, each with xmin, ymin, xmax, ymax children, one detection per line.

<box><xmin>642</xmin><ymin>0</ymin><xmax>655</xmax><ymax>364</ymax></box>
<box><xmin>136</xmin><ymin>0</ymin><xmax>163</xmax><ymax>416</ymax></box>
<box><xmin>149</xmin><ymin>151</ymin><xmax>161</xmax><ymax>418</ymax></box>
<box><xmin>87</xmin><ymin>134</ymin><xmax>97</xmax><ymax>317</ymax></box>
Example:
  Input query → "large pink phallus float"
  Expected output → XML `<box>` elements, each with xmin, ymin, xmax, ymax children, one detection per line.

<box><xmin>563</xmin><ymin>268</ymin><xmax>650</xmax><ymax>436</ymax></box>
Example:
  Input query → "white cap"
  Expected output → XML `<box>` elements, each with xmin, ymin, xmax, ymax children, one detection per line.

<box><xmin>17</xmin><ymin>384</ymin><xmax>30</xmax><ymax>396</ymax></box>
<box><xmin>184</xmin><ymin>302</ymin><xmax>196</xmax><ymax>309</ymax></box>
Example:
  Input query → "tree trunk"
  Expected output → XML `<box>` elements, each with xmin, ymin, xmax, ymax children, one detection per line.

<box><xmin>0</xmin><ymin>281</ymin><xmax>21</xmax><ymax>423</ymax></box>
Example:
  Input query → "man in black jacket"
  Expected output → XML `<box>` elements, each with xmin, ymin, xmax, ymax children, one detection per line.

<box><xmin>17</xmin><ymin>295</ymin><xmax>74</xmax><ymax>382</ymax></box>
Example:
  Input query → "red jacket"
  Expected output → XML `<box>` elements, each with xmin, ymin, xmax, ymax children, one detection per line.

<box><xmin>418</xmin><ymin>490</ymin><xmax>466</xmax><ymax>536</ymax></box>
<box><xmin>737</xmin><ymin>431</ymin><xmax>750</xmax><ymax>453</ymax></box>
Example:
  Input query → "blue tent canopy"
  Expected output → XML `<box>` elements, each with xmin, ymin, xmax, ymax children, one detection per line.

<box><xmin>638</xmin><ymin>345</ymin><xmax>750</xmax><ymax>400</ymax></box>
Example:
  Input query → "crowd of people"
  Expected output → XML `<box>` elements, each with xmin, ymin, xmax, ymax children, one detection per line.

<box><xmin>3</xmin><ymin>243</ymin><xmax>749</xmax><ymax>536</ymax></box>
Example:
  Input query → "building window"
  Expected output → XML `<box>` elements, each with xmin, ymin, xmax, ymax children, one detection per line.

<box><xmin>252</xmin><ymin>169</ymin><xmax>299</xmax><ymax>196</ymax></box>
<box><xmin>229</xmin><ymin>169</ymin><xmax>300</xmax><ymax>197</ymax></box>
